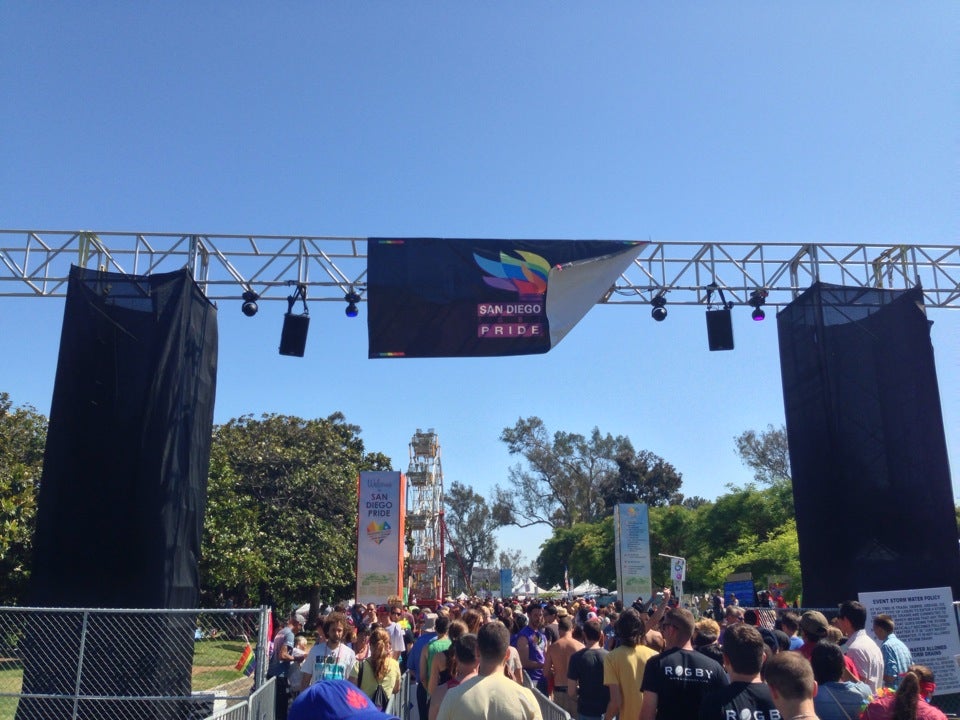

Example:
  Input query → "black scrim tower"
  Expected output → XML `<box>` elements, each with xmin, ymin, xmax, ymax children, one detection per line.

<box><xmin>19</xmin><ymin>267</ymin><xmax>218</xmax><ymax>719</ymax></box>
<box><xmin>777</xmin><ymin>283</ymin><xmax>959</xmax><ymax>607</ymax></box>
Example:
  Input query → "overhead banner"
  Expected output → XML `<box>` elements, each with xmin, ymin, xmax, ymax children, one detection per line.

<box><xmin>367</xmin><ymin>238</ymin><xmax>643</xmax><ymax>358</ymax></box>
<box><xmin>356</xmin><ymin>471</ymin><xmax>405</xmax><ymax>605</ymax></box>
<box><xmin>614</xmin><ymin>504</ymin><xmax>652</xmax><ymax>605</ymax></box>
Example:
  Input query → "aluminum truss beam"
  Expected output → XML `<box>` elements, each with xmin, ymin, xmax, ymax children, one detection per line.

<box><xmin>1</xmin><ymin>230</ymin><xmax>957</xmax><ymax>309</ymax></box>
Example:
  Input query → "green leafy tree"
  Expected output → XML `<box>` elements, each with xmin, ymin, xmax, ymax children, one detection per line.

<box><xmin>537</xmin><ymin>520</ymin><xmax>615</xmax><ymax>590</ymax></box>
<box><xmin>498</xmin><ymin>548</ymin><xmax>532</xmax><ymax>583</ymax></box>
<box><xmin>444</xmin><ymin>481</ymin><xmax>499</xmax><ymax>584</ymax></box>
<box><xmin>537</xmin><ymin>524</ymin><xmax>590</xmax><ymax>588</ymax></box>
<box><xmin>0</xmin><ymin>394</ymin><xmax>47</xmax><ymax>604</ymax></box>
<box><xmin>648</xmin><ymin>504</ymin><xmax>701</xmax><ymax>588</ymax></box>
<box><xmin>703</xmin><ymin>519</ymin><xmax>801</xmax><ymax>597</ymax></box>
<box><xmin>734</xmin><ymin>425</ymin><xmax>791</xmax><ymax>487</ymax></box>
<box><xmin>696</xmin><ymin>486</ymin><xmax>792</xmax><ymax>554</ymax></box>
<box><xmin>569</xmin><ymin>517</ymin><xmax>615</xmax><ymax>589</ymax></box>
<box><xmin>201</xmin><ymin>412</ymin><xmax>391</xmax><ymax>614</ymax></box>
<box><xmin>603</xmin><ymin>448</ymin><xmax>684</xmax><ymax>509</ymax></box>
<box><xmin>492</xmin><ymin>416</ymin><xmax>634</xmax><ymax>529</ymax></box>
<box><xmin>682</xmin><ymin>496</ymin><xmax>710</xmax><ymax>510</ymax></box>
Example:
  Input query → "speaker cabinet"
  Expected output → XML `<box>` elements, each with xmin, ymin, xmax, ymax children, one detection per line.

<box><xmin>706</xmin><ymin>308</ymin><xmax>734</xmax><ymax>351</ymax></box>
<box><xmin>279</xmin><ymin>313</ymin><xmax>310</xmax><ymax>356</ymax></box>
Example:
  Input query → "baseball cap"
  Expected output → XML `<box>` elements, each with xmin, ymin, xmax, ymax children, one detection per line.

<box><xmin>800</xmin><ymin>610</ymin><xmax>829</xmax><ymax>638</ymax></box>
<box><xmin>289</xmin><ymin>679</ymin><xmax>399</xmax><ymax>720</ymax></box>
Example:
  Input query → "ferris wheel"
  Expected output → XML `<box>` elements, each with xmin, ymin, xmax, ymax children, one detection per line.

<box><xmin>406</xmin><ymin>429</ymin><xmax>445</xmax><ymax>606</ymax></box>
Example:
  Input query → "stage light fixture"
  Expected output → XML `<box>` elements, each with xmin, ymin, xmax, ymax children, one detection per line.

<box><xmin>748</xmin><ymin>289</ymin><xmax>768</xmax><ymax>322</ymax></box>
<box><xmin>651</xmin><ymin>294</ymin><xmax>668</xmax><ymax>322</ymax></box>
<box><xmin>345</xmin><ymin>290</ymin><xmax>360</xmax><ymax>318</ymax></box>
<box><xmin>241</xmin><ymin>289</ymin><xmax>259</xmax><ymax>317</ymax></box>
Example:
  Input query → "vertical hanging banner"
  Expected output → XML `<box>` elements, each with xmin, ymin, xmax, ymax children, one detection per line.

<box><xmin>614</xmin><ymin>504</ymin><xmax>652</xmax><ymax>605</ymax></box>
<box><xmin>500</xmin><ymin>569</ymin><xmax>513</xmax><ymax>600</ymax></box>
<box><xmin>367</xmin><ymin>238</ymin><xmax>643</xmax><ymax>358</ymax></box>
<box><xmin>356</xmin><ymin>471</ymin><xmax>406</xmax><ymax>605</ymax></box>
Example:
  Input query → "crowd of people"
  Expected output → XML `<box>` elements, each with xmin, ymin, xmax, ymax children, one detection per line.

<box><xmin>261</xmin><ymin>591</ymin><xmax>950</xmax><ymax>720</ymax></box>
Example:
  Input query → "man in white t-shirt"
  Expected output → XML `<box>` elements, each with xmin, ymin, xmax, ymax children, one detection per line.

<box><xmin>377</xmin><ymin>604</ymin><xmax>407</xmax><ymax>659</ymax></box>
<box><xmin>299</xmin><ymin>612</ymin><xmax>357</xmax><ymax>689</ymax></box>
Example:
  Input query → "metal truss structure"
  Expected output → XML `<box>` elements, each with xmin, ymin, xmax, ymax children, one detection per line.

<box><xmin>1</xmin><ymin>229</ymin><xmax>958</xmax><ymax>309</ymax></box>
<box><xmin>405</xmin><ymin>429</ymin><xmax>445</xmax><ymax>606</ymax></box>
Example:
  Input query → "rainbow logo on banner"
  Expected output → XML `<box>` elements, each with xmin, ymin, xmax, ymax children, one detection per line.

<box><xmin>367</xmin><ymin>238</ymin><xmax>642</xmax><ymax>359</ymax></box>
<box><xmin>473</xmin><ymin>250</ymin><xmax>550</xmax><ymax>298</ymax></box>
<box><xmin>366</xmin><ymin>521</ymin><xmax>392</xmax><ymax>545</ymax></box>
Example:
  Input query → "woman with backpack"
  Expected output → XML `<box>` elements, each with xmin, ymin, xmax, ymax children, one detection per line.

<box><xmin>352</xmin><ymin>627</ymin><xmax>401</xmax><ymax>711</ymax></box>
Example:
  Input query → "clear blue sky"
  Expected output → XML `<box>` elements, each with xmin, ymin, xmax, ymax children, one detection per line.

<box><xmin>2</xmin><ymin>3</ymin><xmax>957</xmax><ymax>567</ymax></box>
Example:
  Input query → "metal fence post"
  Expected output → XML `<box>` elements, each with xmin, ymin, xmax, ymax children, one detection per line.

<box><xmin>70</xmin><ymin>609</ymin><xmax>91</xmax><ymax>720</ymax></box>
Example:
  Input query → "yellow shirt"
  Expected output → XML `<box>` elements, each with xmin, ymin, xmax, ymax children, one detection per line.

<box><xmin>353</xmin><ymin>656</ymin><xmax>400</xmax><ymax>705</ymax></box>
<box><xmin>603</xmin><ymin>644</ymin><xmax>657</xmax><ymax>720</ymax></box>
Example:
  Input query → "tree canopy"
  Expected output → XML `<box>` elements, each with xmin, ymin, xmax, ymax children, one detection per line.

<box><xmin>492</xmin><ymin>416</ymin><xmax>679</xmax><ymax>530</ymax></box>
<box><xmin>443</xmin><ymin>481</ymin><xmax>499</xmax><ymax>584</ymax></box>
<box><xmin>604</xmin><ymin>448</ymin><xmax>684</xmax><ymax>509</ymax></box>
<box><xmin>0</xmin><ymin>394</ymin><xmax>47</xmax><ymax>605</ymax></box>
<box><xmin>201</xmin><ymin>412</ymin><xmax>391</xmax><ymax>613</ymax></box>
<box><xmin>734</xmin><ymin>424</ymin><xmax>791</xmax><ymax>487</ymax></box>
<box><xmin>527</xmin><ymin>424</ymin><xmax>803</xmax><ymax>601</ymax></box>
<box><xmin>537</xmin><ymin>518</ymin><xmax>615</xmax><ymax>590</ymax></box>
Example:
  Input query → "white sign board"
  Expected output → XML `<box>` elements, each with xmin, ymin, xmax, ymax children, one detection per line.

<box><xmin>614</xmin><ymin>503</ymin><xmax>652</xmax><ymax>604</ymax></box>
<box><xmin>859</xmin><ymin>586</ymin><xmax>960</xmax><ymax>695</ymax></box>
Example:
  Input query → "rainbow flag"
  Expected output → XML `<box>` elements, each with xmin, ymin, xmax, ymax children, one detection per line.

<box><xmin>235</xmin><ymin>642</ymin><xmax>254</xmax><ymax>675</ymax></box>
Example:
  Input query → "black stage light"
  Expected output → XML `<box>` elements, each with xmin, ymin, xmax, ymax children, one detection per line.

<box><xmin>749</xmin><ymin>289</ymin><xmax>768</xmax><ymax>322</ymax></box>
<box><xmin>345</xmin><ymin>290</ymin><xmax>360</xmax><ymax>318</ymax></box>
<box><xmin>241</xmin><ymin>289</ymin><xmax>259</xmax><ymax>317</ymax></box>
<box><xmin>651</xmin><ymin>295</ymin><xmax>667</xmax><ymax>322</ymax></box>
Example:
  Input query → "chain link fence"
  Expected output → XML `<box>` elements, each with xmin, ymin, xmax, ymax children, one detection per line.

<box><xmin>204</xmin><ymin>679</ymin><xmax>274</xmax><ymax>720</ymax></box>
<box><xmin>0</xmin><ymin>607</ymin><xmax>268</xmax><ymax>720</ymax></box>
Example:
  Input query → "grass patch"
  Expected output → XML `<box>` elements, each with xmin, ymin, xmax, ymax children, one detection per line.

<box><xmin>192</xmin><ymin>639</ymin><xmax>253</xmax><ymax>667</ymax></box>
<box><xmin>192</xmin><ymin>668</ymin><xmax>246</xmax><ymax>692</ymax></box>
<box><xmin>0</xmin><ymin>663</ymin><xmax>22</xmax><ymax>694</ymax></box>
<box><xmin>0</xmin><ymin>696</ymin><xmax>19</xmax><ymax>720</ymax></box>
